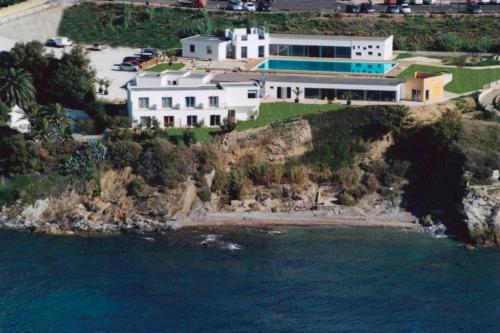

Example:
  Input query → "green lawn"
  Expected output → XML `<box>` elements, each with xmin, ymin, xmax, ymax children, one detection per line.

<box><xmin>159</xmin><ymin>103</ymin><xmax>346</xmax><ymax>143</ymax></box>
<box><xmin>236</xmin><ymin>102</ymin><xmax>346</xmax><ymax>131</ymax></box>
<box><xmin>144</xmin><ymin>63</ymin><xmax>185</xmax><ymax>72</ymax></box>
<box><xmin>397</xmin><ymin>64</ymin><xmax>500</xmax><ymax>94</ymax></box>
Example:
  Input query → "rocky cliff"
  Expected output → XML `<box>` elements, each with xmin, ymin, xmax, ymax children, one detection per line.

<box><xmin>459</xmin><ymin>184</ymin><xmax>500</xmax><ymax>246</ymax></box>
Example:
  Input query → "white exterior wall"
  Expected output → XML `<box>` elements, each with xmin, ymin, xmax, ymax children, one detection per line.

<box><xmin>225</xmin><ymin>28</ymin><xmax>269</xmax><ymax>59</ymax></box>
<box><xmin>263</xmin><ymin>81</ymin><xmax>402</xmax><ymax>101</ymax></box>
<box><xmin>128</xmin><ymin>84</ymin><xmax>260</xmax><ymax>128</ymax></box>
<box><xmin>269</xmin><ymin>35</ymin><xmax>393</xmax><ymax>60</ymax></box>
<box><xmin>181</xmin><ymin>39</ymin><xmax>228</xmax><ymax>60</ymax></box>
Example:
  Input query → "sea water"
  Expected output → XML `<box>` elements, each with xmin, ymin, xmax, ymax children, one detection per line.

<box><xmin>0</xmin><ymin>228</ymin><xmax>499</xmax><ymax>332</ymax></box>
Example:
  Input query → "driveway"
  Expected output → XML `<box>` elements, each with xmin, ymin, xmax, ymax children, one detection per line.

<box><xmin>0</xmin><ymin>5</ymin><xmax>138</xmax><ymax>100</ymax></box>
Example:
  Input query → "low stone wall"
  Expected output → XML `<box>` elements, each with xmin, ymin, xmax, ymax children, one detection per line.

<box><xmin>0</xmin><ymin>0</ymin><xmax>55</xmax><ymax>25</ymax></box>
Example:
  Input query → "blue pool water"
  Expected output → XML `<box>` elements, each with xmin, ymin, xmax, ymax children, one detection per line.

<box><xmin>0</xmin><ymin>228</ymin><xmax>499</xmax><ymax>332</ymax></box>
<box><xmin>257</xmin><ymin>58</ymin><xmax>395</xmax><ymax>74</ymax></box>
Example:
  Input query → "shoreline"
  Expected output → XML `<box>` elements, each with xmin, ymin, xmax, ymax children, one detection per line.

<box><xmin>172</xmin><ymin>212</ymin><xmax>424</xmax><ymax>231</ymax></box>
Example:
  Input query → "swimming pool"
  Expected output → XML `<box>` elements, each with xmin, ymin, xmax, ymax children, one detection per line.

<box><xmin>256</xmin><ymin>58</ymin><xmax>395</xmax><ymax>74</ymax></box>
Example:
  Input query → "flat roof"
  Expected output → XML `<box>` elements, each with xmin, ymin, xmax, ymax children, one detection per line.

<box><xmin>181</xmin><ymin>34</ymin><xmax>228</xmax><ymax>43</ymax></box>
<box><xmin>270</xmin><ymin>34</ymin><xmax>391</xmax><ymax>43</ymax></box>
<box><xmin>129</xmin><ymin>85</ymin><xmax>221</xmax><ymax>91</ymax></box>
<box><xmin>213</xmin><ymin>73</ymin><xmax>403</xmax><ymax>87</ymax></box>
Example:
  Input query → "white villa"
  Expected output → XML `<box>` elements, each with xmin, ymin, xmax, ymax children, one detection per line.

<box><xmin>127</xmin><ymin>70</ymin><xmax>260</xmax><ymax>128</ymax></box>
<box><xmin>181</xmin><ymin>28</ymin><xmax>393</xmax><ymax>61</ymax></box>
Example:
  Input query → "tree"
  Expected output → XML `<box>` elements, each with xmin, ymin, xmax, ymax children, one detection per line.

<box><xmin>293</xmin><ymin>87</ymin><xmax>303</xmax><ymax>103</ymax></box>
<box><xmin>0</xmin><ymin>67</ymin><xmax>35</xmax><ymax>108</ymax></box>
<box><xmin>0</xmin><ymin>101</ymin><xmax>10</xmax><ymax>124</ymax></box>
<box><xmin>44</xmin><ymin>103</ymin><xmax>69</xmax><ymax>129</ymax></box>
<box><xmin>44</xmin><ymin>46</ymin><xmax>96</xmax><ymax>109</ymax></box>
<box><xmin>164</xmin><ymin>49</ymin><xmax>177</xmax><ymax>66</ymax></box>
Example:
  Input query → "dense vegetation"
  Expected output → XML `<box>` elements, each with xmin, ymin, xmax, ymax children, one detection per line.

<box><xmin>59</xmin><ymin>3</ymin><xmax>500</xmax><ymax>52</ymax></box>
<box><xmin>0</xmin><ymin>0</ymin><xmax>25</xmax><ymax>8</ymax></box>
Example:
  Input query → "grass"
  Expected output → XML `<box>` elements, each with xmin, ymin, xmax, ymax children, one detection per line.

<box><xmin>144</xmin><ymin>63</ymin><xmax>185</xmax><ymax>72</ymax></box>
<box><xmin>397</xmin><ymin>64</ymin><xmax>500</xmax><ymax>94</ymax></box>
<box><xmin>158</xmin><ymin>103</ymin><xmax>346</xmax><ymax>143</ymax></box>
<box><xmin>395</xmin><ymin>53</ymin><xmax>415</xmax><ymax>60</ymax></box>
<box><xmin>59</xmin><ymin>3</ymin><xmax>500</xmax><ymax>52</ymax></box>
<box><xmin>236</xmin><ymin>102</ymin><xmax>346</xmax><ymax>131</ymax></box>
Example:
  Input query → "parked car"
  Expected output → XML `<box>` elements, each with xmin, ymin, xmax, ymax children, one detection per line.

<box><xmin>88</xmin><ymin>43</ymin><xmax>106</xmax><ymax>51</ymax></box>
<box><xmin>360</xmin><ymin>2</ymin><xmax>375</xmax><ymax>12</ymax></box>
<box><xmin>400</xmin><ymin>3</ymin><xmax>412</xmax><ymax>12</ymax></box>
<box><xmin>467</xmin><ymin>3</ymin><xmax>482</xmax><ymax>12</ymax></box>
<box><xmin>227</xmin><ymin>0</ymin><xmax>243</xmax><ymax>10</ymax></box>
<box><xmin>243</xmin><ymin>1</ymin><xmax>256</xmax><ymax>11</ymax></box>
<box><xmin>478</xmin><ymin>0</ymin><xmax>490</xmax><ymax>4</ymax></box>
<box><xmin>119</xmin><ymin>62</ymin><xmax>139</xmax><ymax>71</ymax></box>
<box><xmin>177</xmin><ymin>0</ymin><xmax>207</xmax><ymax>7</ymax></box>
<box><xmin>141</xmin><ymin>47</ymin><xmax>161</xmax><ymax>57</ymax></box>
<box><xmin>126</xmin><ymin>60</ymin><xmax>144</xmax><ymax>69</ymax></box>
<box><xmin>122</xmin><ymin>56</ymin><xmax>140</xmax><ymax>63</ymax></box>
<box><xmin>257</xmin><ymin>0</ymin><xmax>272</xmax><ymax>11</ymax></box>
<box><xmin>386</xmin><ymin>4</ymin><xmax>400</xmax><ymax>13</ymax></box>
<box><xmin>345</xmin><ymin>4</ymin><xmax>360</xmax><ymax>12</ymax></box>
<box><xmin>384</xmin><ymin>0</ymin><xmax>397</xmax><ymax>5</ymax></box>
<box><xmin>410</xmin><ymin>0</ymin><xmax>423</xmax><ymax>4</ymax></box>
<box><xmin>46</xmin><ymin>37</ymin><xmax>73</xmax><ymax>48</ymax></box>
<box><xmin>398</xmin><ymin>0</ymin><xmax>410</xmax><ymax>5</ymax></box>
<box><xmin>423</xmin><ymin>0</ymin><xmax>435</xmax><ymax>4</ymax></box>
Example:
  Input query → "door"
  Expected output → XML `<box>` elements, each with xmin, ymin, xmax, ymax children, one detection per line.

<box><xmin>277</xmin><ymin>87</ymin><xmax>282</xmax><ymax>99</ymax></box>
<box><xmin>411</xmin><ymin>89</ymin><xmax>421</xmax><ymax>102</ymax></box>
<box><xmin>164</xmin><ymin>116</ymin><xmax>174</xmax><ymax>127</ymax></box>
<box><xmin>241</xmin><ymin>46</ymin><xmax>247</xmax><ymax>59</ymax></box>
<box><xmin>258</xmin><ymin>45</ymin><xmax>265</xmax><ymax>57</ymax></box>
<box><xmin>425</xmin><ymin>89</ymin><xmax>430</xmax><ymax>101</ymax></box>
<box><xmin>286</xmin><ymin>87</ymin><xmax>292</xmax><ymax>99</ymax></box>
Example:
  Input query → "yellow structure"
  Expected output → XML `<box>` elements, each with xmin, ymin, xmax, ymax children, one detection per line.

<box><xmin>404</xmin><ymin>72</ymin><xmax>453</xmax><ymax>102</ymax></box>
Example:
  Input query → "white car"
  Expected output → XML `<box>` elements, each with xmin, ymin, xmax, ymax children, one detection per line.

<box><xmin>478</xmin><ymin>0</ymin><xmax>490</xmax><ymax>4</ymax></box>
<box><xmin>244</xmin><ymin>1</ymin><xmax>256</xmax><ymax>11</ymax></box>
<box><xmin>46</xmin><ymin>37</ymin><xmax>73</xmax><ymax>48</ymax></box>
<box><xmin>401</xmin><ymin>3</ymin><xmax>412</xmax><ymax>13</ymax></box>
<box><xmin>227</xmin><ymin>0</ymin><xmax>243</xmax><ymax>10</ymax></box>
<box><xmin>119</xmin><ymin>62</ymin><xmax>139</xmax><ymax>72</ymax></box>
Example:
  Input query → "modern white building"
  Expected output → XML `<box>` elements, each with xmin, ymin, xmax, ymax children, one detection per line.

<box><xmin>181</xmin><ymin>27</ymin><xmax>393</xmax><ymax>61</ymax></box>
<box><xmin>127</xmin><ymin>70</ymin><xmax>260</xmax><ymax>128</ymax></box>
<box><xmin>214</xmin><ymin>73</ymin><xmax>404</xmax><ymax>102</ymax></box>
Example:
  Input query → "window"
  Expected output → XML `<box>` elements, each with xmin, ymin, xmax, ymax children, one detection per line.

<box><xmin>172</xmin><ymin>80</ymin><xmax>178</xmax><ymax>86</ymax></box>
<box><xmin>210</xmin><ymin>115</ymin><xmax>221</xmax><ymax>126</ymax></box>
<box><xmin>378</xmin><ymin>53</ymin><xmax>381</xmax><ymax>57</ymax></box>
<box><xmin>368</xmin><ymin>45</ymin><xmax>372</xmax><ymax>49</ymax></box>
<box><xmin>363</xmin><ymin>47</ymin><xmax>366</xmax><ymax>50</ymax></box>
<box><xmin>206</xmin><ymin>46</ymin><xmax>212</xmax><ymax>55</ymax></box>
<box><xmin>164</xmin><ymin>116</ymin><xmax>174</xmax><ymax>127</ymax></box>
<box><xmin>189</xmin><ymin>44</ymin><xmax>195</xmax><ymax>52</ymax></box>
<box><xmin>242</xmin><ymin>35</ymin><xmax>248</xmax><ymax>41</ymax></box>
<box><xmin>376</xmin><ymin>45</ymin><xmax>380</xmax><ymax>49</ymax></box>
<box><xmin>140</xmin><ymin>116</ymin><xmax>152</xmax><ymax>127</ymax></box>
<box><xmin>368</xmin><ymin>52</ymin><xmax>373</xmax><ymax>56</ymax></box>
<box><xmin>356</xmin><ymin>52</ymin><xmax>362</xmax><ymax>56</ymax></box>
<box><xmin>187</xmin><ymin>115</ymin><xmax>198</xmax><ymax>126</ymax></box>
<box><xmin>185</xmin><ymin>96</ymin><xmax>196</xmax><ymax>108</ymax></box>
<box><xmin>162</xmin><ymin>97</ymin><xmax>172</xmax><ymax>108</ymax></box>
<box><xmin>247</xmin><ymin>90</ymin><xmax>258</xmax><ymax>99</ymax></box>
<box><xmin>305</xmin><ymin>88</ymin><xmax>320</xmax><ymax>99</ymax></box>
<box><xmin>138</xmin><ymin>97</ymin><xmax>149</xmax><ymax>108</ymax></box>
<box><xmin>209</xmin><ymin>96</ymin><xmax>219</xmax><ymax>107</ymax></box>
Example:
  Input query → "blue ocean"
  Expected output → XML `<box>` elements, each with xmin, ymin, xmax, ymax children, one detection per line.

<box><xmin>0</xmin><ymin>227</ymin><xmax>499</xmax><ymax>332</ymax></box>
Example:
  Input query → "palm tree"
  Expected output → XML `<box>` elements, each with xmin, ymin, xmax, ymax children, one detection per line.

<box><xmin>164</xmin><ymin>49</ymin><xmax>177</xmax><ymax>66</ymax></box>
<box><xmin>44</xmin><ymin>103</ymin><xmax>69</xmax><ymax>129</ymax></box>
<box><xmin>0</xmin><ymin>68</ymin><xmax>35</xmax><ymax>109</ymax></box>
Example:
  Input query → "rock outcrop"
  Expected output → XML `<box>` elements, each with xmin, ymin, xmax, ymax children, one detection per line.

<box><xmin>459</xmin><ymin>185</ymin><xmax>500</xmax><ymax>246</ymax></box>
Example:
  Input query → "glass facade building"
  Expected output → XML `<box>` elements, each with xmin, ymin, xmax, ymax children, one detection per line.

<box><xmin>269</xmin><ymin>44</ymin><xmax>352</xmax><ymax>58</ymax></box>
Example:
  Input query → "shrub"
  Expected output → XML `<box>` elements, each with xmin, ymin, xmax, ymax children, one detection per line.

<box><xmin>127</xmin><ymin>177</ymin><xmax>146</xmax><ymax>196</ymax></box>
<box><xmin>246</xmin><ymin>163</ymin><xmax>284</xmax><ymax>186</ymax></box>
<box><xmin>138</xmin><ymin>138</ymin><xmax>184</xmax><ymax>188</ymax></box>
<box><xmin>197</xmin><ymin>185</ymin><xmax>211</xmax><ymax>202</ymax></box>
<box><xmin>108</xmin><ymin>140</ymin><xmax>142</xmax><ymax>169</ymax></box>
<box><xmin>227</xmin><ymin>170</ymin><xmax>245</xmax><ymax>200</ymax></box>
<box><xmin>285</xmin><ymin>165</ymin><xmax>308</xmax><ymax>186</ymax></box>
<box><xmin>337</xmin><ymin>193</ymin><xmax>357</xmax><ymax>206</ymax></box>
<box><xmin>362</xmin><ymin>172</ymin><xmax>378</xmax><ymax>192</ymax></box>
